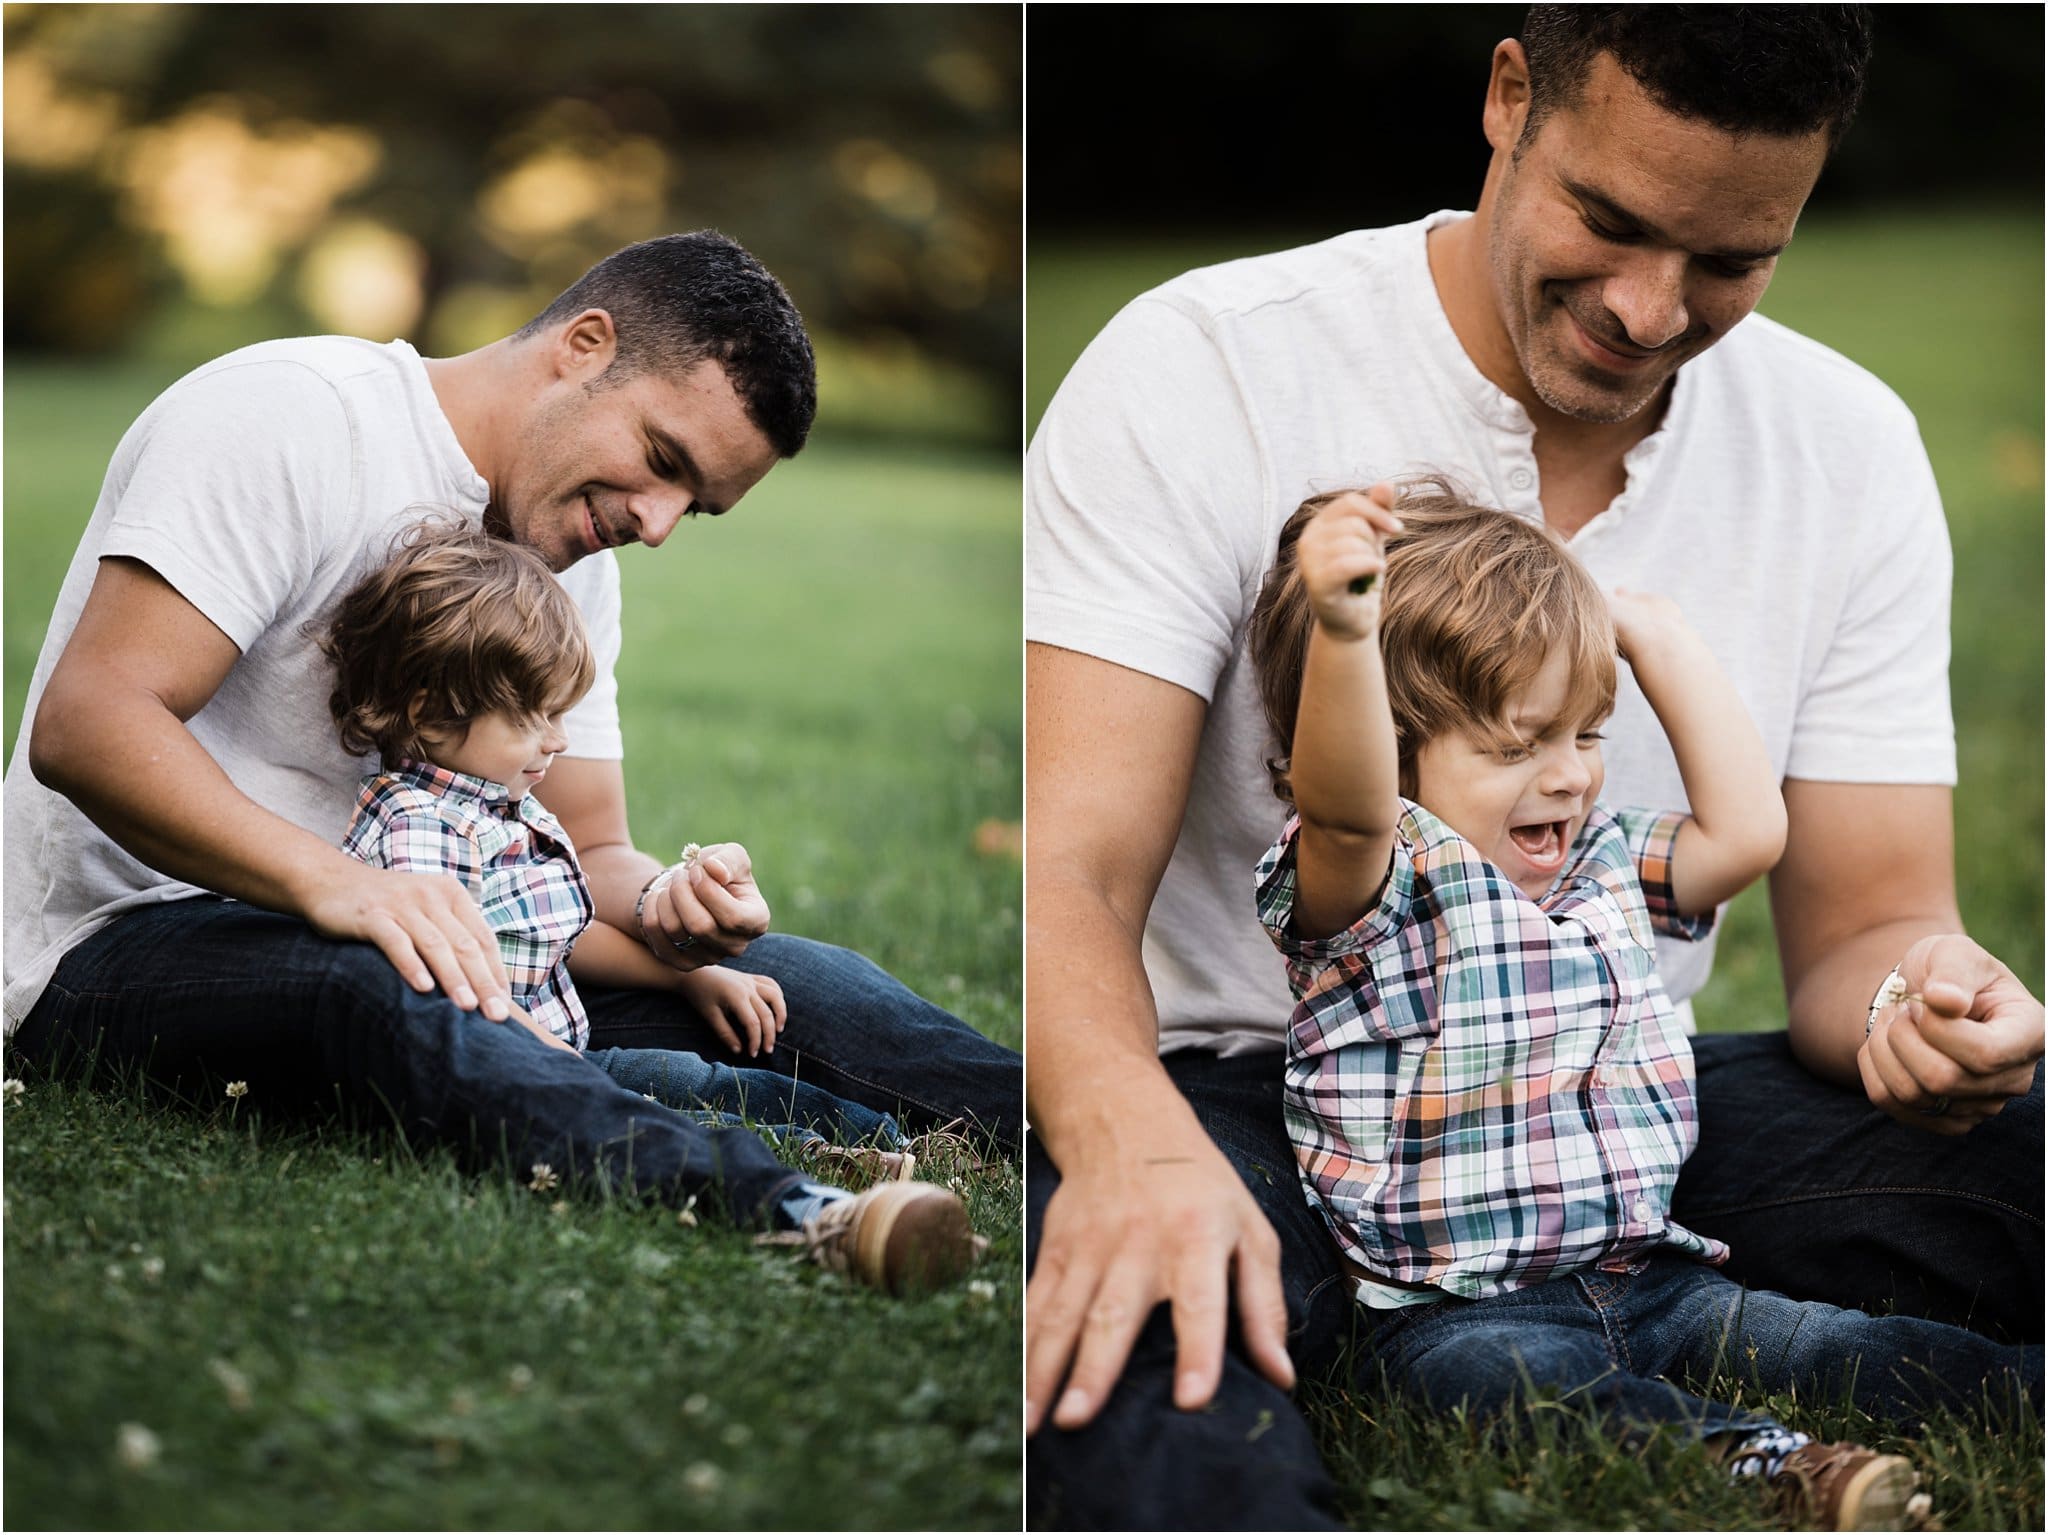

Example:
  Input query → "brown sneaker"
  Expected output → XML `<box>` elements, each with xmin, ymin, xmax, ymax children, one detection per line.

<box><xmin>1774</xmin><ymin>1441</ymin><xmax>1920</xmax><ymax>1530</ymax></box>
<box><xmin>763</xmin><ymin>1181</ymin><xmax>984</xmax><ymax>1295</ymax></box>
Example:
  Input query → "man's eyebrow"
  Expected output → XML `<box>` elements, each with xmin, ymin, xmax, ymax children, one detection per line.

<box><xmin>645</xmin><ymin>423</ymin><xmax>726</xmax><ymax>516</ymax></box>
<box><xmin>1563</xmin><ymin>177</ymin><xmax>1789</xmax><ymax>263</ymax></box>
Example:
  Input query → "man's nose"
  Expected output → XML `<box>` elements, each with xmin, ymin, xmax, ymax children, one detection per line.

<box><xmin>627</xmin><ymin>489</ymin><xmax>693</xmax><ymax>550</ymax></box>
<box><xmin>1601</xmin><ymin>251</ymin><xmax>1691</xmax><ymax>351</ymax></box>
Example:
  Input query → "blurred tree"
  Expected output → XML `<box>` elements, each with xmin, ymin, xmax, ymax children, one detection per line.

<box><xmin>1025</xmin><ymin>4</ymin><xmax>2043</xmax><ymax>232</ymax></box>
<box><xmin>4</xmin><ymin>3</ymin><xmax>1020</xmax><ymax>435</ymax></box>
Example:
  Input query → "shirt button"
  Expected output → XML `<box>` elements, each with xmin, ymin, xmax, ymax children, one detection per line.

<box><xmin>1509</xmin><ymin>467</ymin><xmax>1535</xmax><ymax>491</ymax></box>
<box><xmin>1632</xmin><ymin>1197</ymin><xmax>1651</xmax><ymax>1221</ymax></box>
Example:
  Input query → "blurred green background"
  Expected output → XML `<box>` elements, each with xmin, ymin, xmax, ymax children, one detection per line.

<box><xmin>5</xmin><ymin>2</ymin><xmax>1019</xmax><ymax>445</ymax></box>
<box><xmin>1025</xmin><ymin>6</ymin><xmax>2044</xmax><ymax>1025</ymax></box>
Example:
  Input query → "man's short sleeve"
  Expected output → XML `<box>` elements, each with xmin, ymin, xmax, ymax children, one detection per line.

<box><xmin>100</xmin><ymin>360</ymin><xmax>355</xmax><ymax>653</ymax></box>
<box><xmin>1025</xmin><ymin>295</ymin><xmax>1270</xmax><ymax>702</ymax></box>
<box><xmin>557</xmin><ymin>551</ymin><xmax>623</xmax><ymax>760</ymax></box>
<box><xmin>1786</xmin><ymin>425</ymin><xmax>1955</xmax><ymax>785</ymax></box>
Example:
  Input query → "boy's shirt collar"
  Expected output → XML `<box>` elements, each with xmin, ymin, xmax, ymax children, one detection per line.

<box><xmin>388</xmin><ymin>757</ymin><xmax>531</xmax><ymax>819</ymax></box>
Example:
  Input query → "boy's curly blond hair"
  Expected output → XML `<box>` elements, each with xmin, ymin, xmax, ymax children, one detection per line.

<box><xmin>1247</xmin><ymin>479</ymin><xmax>1617</xmax><ymax>804</ymax></box>
<box><xmin>321</xmin><ymin>517</ymin><xmax>595</xmax><ymax>765</ymax></box>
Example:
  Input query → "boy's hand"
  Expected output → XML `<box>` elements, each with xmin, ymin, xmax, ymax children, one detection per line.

<box><xmin>1605</xmin><ymin>587</ymin><xmax>1704</xmax><ymax>671</ymax></box>
<box><xmin>1299</xmin><ymin>485</ymin><xmax>1403</xmax><ymax>640</ymax></box>
<box><xmin>676</xmin><ymin>965</ymin><xmax>788</xmax><ymax>1058</ymax></box>
<box><xmin>505</xmin><ymin>1000</ymin><xmax>578</xmax><ymax>1055</ymax></box>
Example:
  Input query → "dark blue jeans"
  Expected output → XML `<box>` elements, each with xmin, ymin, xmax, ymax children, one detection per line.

<box><xmin>1359</xmin><ymin>1251</ymin><xmax>2039</xmax><ymax>1437</ymax></box>
<box><xmin>586</xmin><ymin>1045</ymin><xmax>903</xmax><ymax>1147</ymax></box>
<box><xmin>1025</xmin><ymin>1039</ymin><xmax>2044</xmax><ymax>1530</ymax></box>
<box><xmin>12</xmin><ymin>898</ymin><xmax>1019</xmax><ymax>1225</ymax></box>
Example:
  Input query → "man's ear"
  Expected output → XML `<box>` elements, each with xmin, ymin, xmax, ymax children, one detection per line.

<box><xmin>1483</xmin><ymin>38</ymin><xmax>1534</xmax><ymax>155</ymax></box>
<box><xmin>553</xmin><ymin>308</ymin><xmax>618</xmax><ymax>381</ymax></box>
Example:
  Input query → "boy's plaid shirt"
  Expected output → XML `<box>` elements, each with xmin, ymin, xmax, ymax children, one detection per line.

<box><xmin>1256</xmin><ymin>800</ymin><xmax>1730</xmax><ymax>1301</ymax></box>
<box><xmin>341</xmin><ymin>760</ymin><xmax>594</xmax><ymax>1049</ymax></box>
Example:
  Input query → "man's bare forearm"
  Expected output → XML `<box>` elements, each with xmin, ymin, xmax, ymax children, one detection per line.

<box><xmin>575</xmin><ymin>839</ymin><xmax>669</xmax><ymax>934</ymax></box>
<box><xmin>1027</xmin><ymin>871</ymin><xmax>1205</xmax><ymax>1166</ymax></box>
<box><xmin>31</xmin><ymin>680</ymin><xmax>360</xmax><ymax>915</ymax></box>
<box><xmin>1785</xmin><ymin>915</ymin><xmax>1962</xmax><ymax>1087</ymax></box>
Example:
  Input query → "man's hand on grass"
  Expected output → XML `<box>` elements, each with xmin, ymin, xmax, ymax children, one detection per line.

<box><xmin>1024</xmin><ymin>1121</ymin><xmax>1294</xmax><ymax>1435</ymax></box>
<box><xmin>641</xmin><ymin>842</ymin><xmax>771</xmax><ymax>971</ymax></box>
<box><xmin>302</xmin><ymin>861</ymin><xmax>514</xmax><ymax>1020</ymax></box>
<box><xmin>1860</xmin><ymin>932</ymin><xmax>2044</xmax><ymax>1134</ymax></box>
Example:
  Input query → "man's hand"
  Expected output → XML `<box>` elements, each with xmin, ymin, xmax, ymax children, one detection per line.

<box><xmin>1025</xmin><ymin>1118</ymin><xmax>1294</xmax><ymax>1436</ymax></box>
<box><xmin>300</xmin><ymin>861</ymin><xmax>514</xmax><ymax>1020</ymax></box>
<box><xmin>640</xmin><ymin>842</ymin><xmax>771</xmax><ymax>970</ymax></box>
<box><xmin>1859</xmin><ymin>932</ymin><xmax>2044</xmax><ymax>1134</ymax></box>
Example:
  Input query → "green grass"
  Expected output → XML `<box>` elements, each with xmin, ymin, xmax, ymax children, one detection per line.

<box><xmin>2</xmin><ymin>388</ymin><xmax>1022</xmax><ymax>1529</ymax></box>
<box><xmin>1029</xmin><ymin>208</ymin><xmax>2043</xmax><ymax>1528</ymax></box>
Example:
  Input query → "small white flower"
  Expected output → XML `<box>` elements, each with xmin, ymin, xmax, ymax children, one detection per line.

<box><xmin>104</xmin><ymin>1263</ymin><xmax>125</xmax><ymax>1283</ymax></box>
<box><xmin>140</xmin><ymin>1256</ymin><xmax>165</xmax><ymax>1283</ymax></box>
<box><xmin>2</xmin><ymin>1078</ymin><xmax>26</xmax><ymax>1105</ymax></box>
<box><xmin>207</xmin><ymin>1358</ymin><xmax>252</xmax><ymax>1411</ymax></box>
<box><xmin>507</xmin><ymin>1364</ymin><xmax>534</xmax><ymax>1394</ymax></box>
<box><xmin>722</xmin><ymin>1423</ymin><xmax>751</xmax><ymax>1448</ymax></box>
<box><xmin>115</xmin><ymin>1422</ymin><xmax>161</xmax><ymax>1471</ymax></box>
<box><xmin>967</xmin><ymin>1279</ymin><xmax>997</xmax><ymax>1303</ymax></box>
<box><xmin>549</xmin><ymin>1199</ymin><xmax>570</xmax><ymax>1217</ymax></box>
<box><xmin>676</xmin><ymin>1195</ymin><xmax>699</xmax><ymax>1229</ymax></box>
<box><xmin>528</xmin><ymin>1163</ymin><xmax>559</xmax><ymax>1193</ymax></box>
<box><xmin>224</xmin><ymin>1081</ymin><xmax>249</xmax><ymax>1100</ymax></box>
<box><xmin>682</xmin><ymin>1461</ymin><xmax>723</xmax><ymax>1498</ymax></box>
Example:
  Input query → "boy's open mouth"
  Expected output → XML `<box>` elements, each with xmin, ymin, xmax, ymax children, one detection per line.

<box><xmin>1507</xmin><ymin>820</ymin><xmax>1567</xmax><ymax>865</ymax></box>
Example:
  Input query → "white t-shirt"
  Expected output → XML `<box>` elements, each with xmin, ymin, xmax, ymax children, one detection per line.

<box><xmin>1025</xmin><ymin>211</ymin><xmax>1955</xmax><ymax>1058</ymax></box>
<box><xmin>4</xmin><ymin>337</ymin><xmax>625</xmax><ymax>1030</ymax></box>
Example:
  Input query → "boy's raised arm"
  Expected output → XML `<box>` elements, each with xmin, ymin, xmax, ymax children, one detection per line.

<box><xmin>1606</xmin><ymin>589</ymin><xmax>1788</xmax><ymax>916</ymax></box>
<box><xmin>1289</xmin><ymin>487</ymin><xmax>1407</xmax><ymax>939</ymax></box>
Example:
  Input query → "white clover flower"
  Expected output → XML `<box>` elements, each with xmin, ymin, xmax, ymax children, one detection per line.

<box><xmin>676</xmin><ymin>1195</ymin><xmax>700</xmax><ymax>1229</ymax></box>
<box><xmin>681</xmin><ymin>1392</ymin><xmax>711</xmax><ymax>1417</ymax></box>
<box><xmin>140</xmin><ymin>1256</ymin><xmax>165</xmax><ymax>1284</ymax></box>
<box><xmin>224</xmin><ymin>1081</ymin><xmax>249</xmax><ymax>1100</ymax></box>
<box><xmin>967</xmin><ymin>1279</ymin><xmax>997</xmax><ymax>1303</ymax></box>
<box><xmin>528</xmin><ymin>1163</ymin><xmax>559</xmax><ymax>1193</ymax></box>
<box><xmin>207</xmin><ymin>1358</ymin><xmax>252</xmax><ymax>1411</ymax></box>
<box><xmin>2</xmin><ymin>1078</ymin><xmax>25</xmax><ymax>1106</ymax></box>
<box><xmin>507</xmin><ymin>1364</ymin><xmax>534</xmax><ymax>1394</ymax></box>
<box><xmin>682</xmin><ymin>1461</ymin><xmax>722</xmax><ymax>1498</ymax></box>
<box><xmin>115</xmin><ymin>1422</ymin><xmax>161</xmax><ymax>1471</ymax></box>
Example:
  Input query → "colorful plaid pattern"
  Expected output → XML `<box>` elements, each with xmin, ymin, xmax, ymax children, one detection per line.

<box><xmin>341</xmin><ymin>759</ymin><xmax>594</xmax><ymax>1049</ymax></box>
<box><xmin>1256</xmin><ymin>801</ymin><xmax>1728</xmax><ymax>1300</ymax></box>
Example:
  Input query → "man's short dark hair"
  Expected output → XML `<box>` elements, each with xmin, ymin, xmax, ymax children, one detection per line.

<box><xmin>517</xmin><ymin>230</ymin><xmax>817</xmax><ymax>459</ymax></box>
<box><xmin>1520</xmin><ymin>5</ymin><xmax>1874</xmax><ymax>148</ymax></box>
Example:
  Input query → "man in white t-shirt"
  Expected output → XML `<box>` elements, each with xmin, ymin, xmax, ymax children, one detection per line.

<box><xmin>6</xmin><ymin>232</ymin><xmax>1019</xmax><ymax>1238</ymax></box>
<box><xmin>1023</xmin><ymin>10</ymin><xmax>2042</xmax><ymax>1525</ymax></box>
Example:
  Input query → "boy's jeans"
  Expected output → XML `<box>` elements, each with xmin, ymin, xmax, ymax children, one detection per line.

<box><xmin>587</xmin><ymin>1045</ymin><xmax>903</xmax><ymax>1147</ymax></box>
<box><xmin>1357</xmin><ymin>1251</ymin><xmax>2041</xmax><ymax>1435</ymax></box>
<box><xmin>12</xmin><ymin>897</ymin><xmax>1018</xmax><ymax>1224</ymax></box>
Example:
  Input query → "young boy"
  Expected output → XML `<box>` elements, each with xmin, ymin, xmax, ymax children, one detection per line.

<box><xmin>320</xmin><ymin>518</ymin><xmax>979</xmax><ymax>1291</ymax></box>
<box><xmin>1246</xmin><ymin>483</ymin><xmax>2037</xmax><ymax>1528</ymax></box>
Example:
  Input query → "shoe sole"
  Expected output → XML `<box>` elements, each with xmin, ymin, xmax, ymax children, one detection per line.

<box><xmin>854</xmin><ymin>1183</ymin><xmax>976</xmax><ymax>1295</ymax></box>
<box><xmin>1832</xmin><ymin>1455</ymin><xmax>1918</xmax><ymax>1531</ymax></box>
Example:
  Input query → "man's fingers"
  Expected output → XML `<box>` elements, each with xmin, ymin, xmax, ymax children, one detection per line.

<box><xmin>1024</xmin><ymin>1243</ymin><xmax>1096</xmax><ymax>1435</ymax></box>
<box><xmin>690</xmin><ymin>868</ymin><xmax>770</xmax><ymax>940</ymax></box>
<box><xmin>1165</xmin><ymin>1247</ymin><xmax>1230</xmax><ymax>1410</ymax></box>
<box><xmin>1052</xmin><ymin>1260</ymin><xmax>1156</xmax><ymax>1431</ymax></box>
<box><xmin>361</xmin><ymin>913</ymin><xmax>432</xmax><ymax>992</ymax></box>
<box><xmin>1232</xmin><ymin>1225</ymin><xmax>1296</xmax><ymax>1393</ymax></box>
<box><xmin>657</xmin><ymin>877</ymin><xmax>738</xmax><ymax>962</ymax></box>
<box><xmin>403</xmin><ymin>914</ymin><xmax>483</xmax><ymax>1011</ymax></box>
<box><xmin>440</xmin><ymin>886</ymin><xmax>513</xmax><ymax>1017</ymax></box>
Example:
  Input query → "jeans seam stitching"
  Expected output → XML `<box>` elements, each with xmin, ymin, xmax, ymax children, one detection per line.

<box><xmin>1685</xmin><ymin>1185</ymin><xmax>2043</xmax><ymax>1229</ymax></box>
